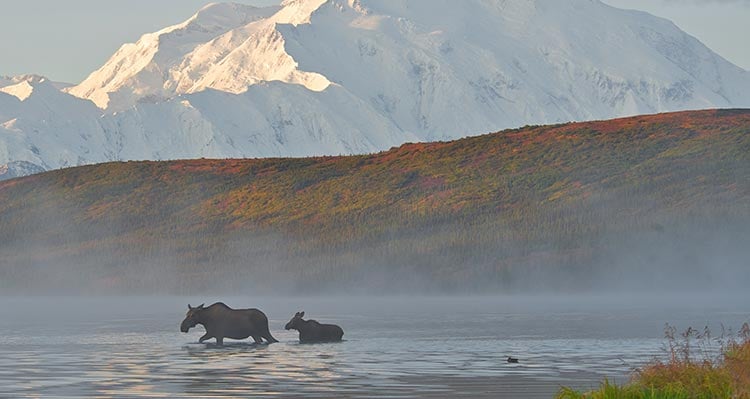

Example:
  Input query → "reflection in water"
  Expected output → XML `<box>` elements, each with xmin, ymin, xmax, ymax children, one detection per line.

<box><xmin>0</xmin><ymin>295</ymin><xmax>747</xmax><ymax>398</ymax></box>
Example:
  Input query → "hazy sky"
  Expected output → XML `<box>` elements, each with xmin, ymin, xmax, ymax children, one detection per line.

<box><xmin>0</xmin><ymin>0</ymin><xmax>747</xmax><ymax>83</ymax></box>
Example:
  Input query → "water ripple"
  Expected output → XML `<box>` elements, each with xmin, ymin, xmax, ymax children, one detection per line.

<box><xmin>1</xmin><ymin>296</ymin><xmax>747</xmax><ymax>398</ymax></box>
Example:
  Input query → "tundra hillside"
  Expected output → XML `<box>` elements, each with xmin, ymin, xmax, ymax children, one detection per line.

<box><xmin>1</xmin><ymin>110</ymin><xmax>748</xmax><ymax>294</ymax></box>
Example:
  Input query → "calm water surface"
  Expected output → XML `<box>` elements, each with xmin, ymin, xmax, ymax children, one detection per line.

<box><xmin>1</xmin><ymin>295</ymin><xmax>747</xmax><ymax>398</ymax></box>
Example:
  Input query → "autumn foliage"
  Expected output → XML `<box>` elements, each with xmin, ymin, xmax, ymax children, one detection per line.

<box><xmin>0</xmin><ymin>109</ymin><xmax>748</xmax><ymax>293</ymax></box>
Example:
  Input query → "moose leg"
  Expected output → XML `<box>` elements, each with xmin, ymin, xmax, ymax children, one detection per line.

<box><xmin>261</xmin><ymin>326</ymin><xmax>279</xmax><ymax>343</ymax></box>
<box><xmin>215</xmin><ymin>336</ymin><xmax>224</xmax><ymax>346</ymax></box>
<box><xmin>252</xmin><ymin>336</ymin><xmax>263</xmax><ymax>344</ymax></box>
<box><xmin>199</xmin><ymin>333</ymin><xmax>213</xmax><ymax>344</ymax></box>
<box><xmin>263</xmin><ymin>333</ymin><xmax>278</xmax><ymax>344</ymax></box>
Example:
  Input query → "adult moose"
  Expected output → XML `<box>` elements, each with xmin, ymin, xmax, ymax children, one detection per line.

<box><xmin>180</xmin><ymin>303</ymin><xmax>278</xmax><ymax>346</ymax></box>
<box><xmin>285</xmin><ymin>311</ymin><xmax>344</xmax><ymax>343</ymax></box>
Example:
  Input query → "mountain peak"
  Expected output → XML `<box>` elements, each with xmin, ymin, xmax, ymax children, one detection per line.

<box><xmin>178</xmin><ymin>2</ymin><xmax>276</xmax><ymax>34</ymax></box>
<box><xmin>1</xmin><ymin>74</ymin><xmax>51</xmax><ymax>86</ymax></box>
<box><xmin>67</xmin><ymin>0</ymin><xmax>332</xmax><ymax>110</ymax></box>
<box><xmin>275</xmin><ymin>0</ymin><xmax>331</xmax><ymax>25</ymax></box>
<box><xmin>4</xmin><ymin>0</ymin><xmax>750</xmax><ymax>180</ymax></box>
<box><xmin>0</xmin><ymin>75</ymin><xmax>66</xmax><ymax>101</ymax></box>
<box><xmin>0</xmin><ymin>81</ymin><xmax>35</xmax><ymax>101</ymax></box>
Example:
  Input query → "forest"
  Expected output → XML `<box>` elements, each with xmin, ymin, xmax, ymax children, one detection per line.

<box><xmin>0</xmin><ymin>109</ymin><xmax>748</xmax><ymax>294</ymax></box>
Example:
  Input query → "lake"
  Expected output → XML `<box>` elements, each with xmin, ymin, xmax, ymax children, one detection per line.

<box><xmin>1</xmin><ymin>295</ymin><xmax>747</xmax><ymax>398</ymax></box>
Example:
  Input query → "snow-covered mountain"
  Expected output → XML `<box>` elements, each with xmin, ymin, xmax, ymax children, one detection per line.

<box><xmin>2</xmin><ymin>0</ymin><xmax>749</xmax><ymax>179</ymax></box>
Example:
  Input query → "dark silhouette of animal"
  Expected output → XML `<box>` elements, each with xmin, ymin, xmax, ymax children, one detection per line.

<box><xmin>180</xmin><ymin>303</ymin><xmax>277</xmax><ymax>346</ymax></box>
<box><xmin>285</xmin><ymin>311</ymin><xmax>344</xmax><ymax>343</ymax></box>
<box><xmin>507</xmin><ymin>356</ymin><xmax>519</xmax><ymax>363</ymax></box>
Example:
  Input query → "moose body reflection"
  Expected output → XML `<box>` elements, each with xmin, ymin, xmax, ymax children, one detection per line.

<box><xmin>285</xmin><ymin>311</ymin><xmax>344</xmax><ymax>343</ymax></box>
<box><xmin>180</xmin><ymin>303</ymin><xmax>277</xmax><ymax>346</ymax></box>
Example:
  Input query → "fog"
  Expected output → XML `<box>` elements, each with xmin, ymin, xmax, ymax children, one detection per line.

<box><xmin>1</xmin><ymin>209</ymin><xmax>748</xmax><ymax>296</ymax></box>
<box><xmin>2</xmin><ymin>201</ymin><xmax>749</xmax><ymax>397</ymax></box>
<box><xmin>1</xmin><ymin>157</ymin><xmax>749</xmax><ymax>297</ymax></box>
<box><xmin>2</xmin><ymin>293</ymin><xmax>747</xmax><ymax>398</ymax></box>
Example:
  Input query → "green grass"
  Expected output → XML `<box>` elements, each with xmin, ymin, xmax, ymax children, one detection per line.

<box><xmin>557</xmin><ymin>380</ymin><xmax>714</xmax><ymax>399</ymax></box>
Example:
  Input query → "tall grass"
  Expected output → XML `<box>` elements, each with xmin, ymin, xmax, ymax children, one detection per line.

<box><xmin>557</xmin><ymin>323</ymin><xmax>750</xmax><ymax>399</ymax></box>
<box><xmin>557</xmin><ymin>380</ymin><xmax>717</xmax><ymax>399</ymax></box>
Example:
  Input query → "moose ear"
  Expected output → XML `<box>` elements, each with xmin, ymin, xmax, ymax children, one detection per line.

<box><xmin>300</xmin><ymin>311</ymin><xmax>305</xmax><ymax>318</ymax></box>
<box><xmin>188</xmin><ymin>304</ymin><xmax>193</xmax><ymax>310</ymax></box>
<box><xmin>198</xmin><ymin>303</ymin><xmax>205</xmax><ymax>309</ymax></box>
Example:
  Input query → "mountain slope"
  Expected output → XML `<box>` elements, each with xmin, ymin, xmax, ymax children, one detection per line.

<box><xmin>2</xmin><ymin>0</ymin><xmax>750</xmax><ymax>179</ymax></box>
<box><xmin>0</xmin><ymin>76</ymin><xmax>111</xmax><ymax>172</ymax></box>
<box><xmin>68</xmin><ymin>0</ymin><xmax>750</xmax><ymax>120</ymax></box>
<box><xmin>0</xmin><ymin>76</ymin><xmax>412</xmax><ymax>180</ymax></box>
<box><xmin>66</xmin><ymin>3</ymin><xmax>285</xmax><ymax>109</ymax></box>
<box><xmin>1</xmin><ymin>110</ymin><xmax>748</xmax><ymax>294</ymax></box>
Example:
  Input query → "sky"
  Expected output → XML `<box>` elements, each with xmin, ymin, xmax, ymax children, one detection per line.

<box><xmin>0</xmin><ymin>0</ymin><xmax>747</xmax><ymax>84</ymax></box>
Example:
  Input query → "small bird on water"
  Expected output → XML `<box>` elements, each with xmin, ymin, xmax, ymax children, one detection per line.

<box><xmin>507</xmin><ymin>356</ymin><xmax>519</xmax><ymax>363</ymax></box>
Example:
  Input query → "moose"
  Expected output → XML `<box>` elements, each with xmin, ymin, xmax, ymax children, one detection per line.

<box><xmin>180</xmin><ymin>303</ymin><xmax>278</xmax><ymax>346</ymax></box>
<box><xmin>285</xmin><ymin>311</ymin><xmax>344</xmax><ymax>343</ymax></box>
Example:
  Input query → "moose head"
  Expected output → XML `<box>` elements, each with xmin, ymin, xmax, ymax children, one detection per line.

<box><xmin>180</xmin><ymin>303</ymin><xmax>205</xmax><ymax>333</ymax></box>
<box><xmin>285</xmin><ymin>311</ymin><xmax>305</xmax><ymax>331</ymax></box>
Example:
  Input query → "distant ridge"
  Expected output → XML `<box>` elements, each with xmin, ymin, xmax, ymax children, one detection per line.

<box><xmin>1</xmin><ymin>110</ymin><xmax>748</xmax><ymax>294</ymax></box>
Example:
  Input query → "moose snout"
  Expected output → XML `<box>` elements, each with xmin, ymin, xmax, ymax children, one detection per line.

<box><xmin>180</xmin><ymin>321</ymin><xmax>191</xmax><ymax>333</ymax></box>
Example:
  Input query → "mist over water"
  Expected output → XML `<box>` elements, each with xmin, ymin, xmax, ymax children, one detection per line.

<box><xmin>2</xmin><ymin>220</ymin><xmax>749</xmax><ymax>295</ymax></box>
<box><xmin>2</xmin><ymin>111</ymin><xmax>748</xmax><ymax>297</ymax></box>
<box><xmin>0</xmin><ymin>112</ymin><xmax>748</xmax><ymax>397</ymax></box>
<box><xmin>1</xmin><ymin>295</ymin><xmax>748</xmax><ymax>398</ymax></box>
<box><xmin>2</xmin><ymin>187</ymin><xmax>747</xmax><ymax>397</ymax></box>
